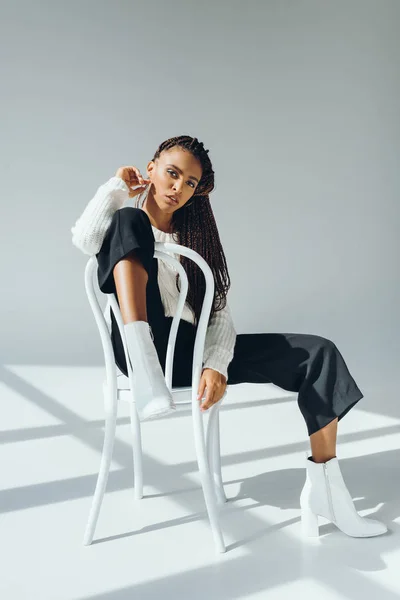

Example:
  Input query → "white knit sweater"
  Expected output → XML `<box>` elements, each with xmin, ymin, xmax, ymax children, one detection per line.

<box><xmin>71</xmin><ymin>177</ymin><xmax>237</xmax><ymax>379</ymax></box>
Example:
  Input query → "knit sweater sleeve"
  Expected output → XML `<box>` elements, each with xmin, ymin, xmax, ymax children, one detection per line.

<box><xmin>71</xmin><ymin>176</ymin><xmax>130</xmax><ymax>255</ymax></box>
<box><xmin>202</xmin><ymin>300</ymin><xmax>237</xmax><ymax>381</ymax></box>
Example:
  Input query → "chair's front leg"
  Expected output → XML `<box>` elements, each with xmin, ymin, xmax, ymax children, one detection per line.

<box><xmin>206</xmin><ymin>400</ymin><xmax>227</xmax><ymax>505</ymax></box>
<box><xmin>191</xmin><ymin>389</ymin><xmax>226</xmax><ymax>553</ymax></box>
<box><xmin>83</xmin><ymin>400</ymin><xmax>118</xmax><ymax>546</ymax></box>
<box><xmin>129</xmin><ymin>402</ymin><xmax>143</xmax><ymax>500</ymax></box>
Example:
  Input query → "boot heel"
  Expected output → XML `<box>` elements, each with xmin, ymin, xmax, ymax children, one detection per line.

<box><xmin>301</xmin><ymin>508</ymin><xmax>319</xmax><ymax>537</ymax></box>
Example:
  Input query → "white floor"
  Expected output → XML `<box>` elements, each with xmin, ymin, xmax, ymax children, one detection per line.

<box><xmin>0</xmin><ymin>365</ymin><xmax>399</xmax><ymax>600</ymax></box>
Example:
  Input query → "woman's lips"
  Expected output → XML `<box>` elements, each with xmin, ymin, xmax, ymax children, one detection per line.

<box><xmin>165</xmin><ymin>195</ymin><xmax>178</xmax><ymax>205</ymax></box>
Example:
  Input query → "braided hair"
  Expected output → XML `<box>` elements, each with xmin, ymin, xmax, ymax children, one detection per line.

<box><xmin>151</xmin><ymin>135</ymin><xmax>231</xmax><ymax>327</ymax></box>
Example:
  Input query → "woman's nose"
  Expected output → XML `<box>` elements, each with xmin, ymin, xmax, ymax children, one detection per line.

<box><xmin>172</xmin><ymin>180</ymin><xmax>183</xmax><ymax>194</ymax></box>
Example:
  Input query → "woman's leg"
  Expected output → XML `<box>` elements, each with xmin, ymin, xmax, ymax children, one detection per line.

<box><xmin>227</xmin><ymin>332</ymin><xmax>364</xmax><ymax>437</ymax></box>
<box><xmin>113</xmin><ymin>253</ymin><xmax>148</xmax><ymax>324</ymax></box>
<box><xmin>309</xmin><ymin>417</ymin><xmax>338</xmax><ymax>463</ymax></box>
<box><xmin>97</xmin><ymin>206</ymin><xmax>155</xmax><ymax>299</ymax></box>
<box><xmin>96</xmin><ymin>207</ymin><xmax>175</xmax><ymax>420</ymax></box>
<box><xmin>227</xmin><ymin>332</ymin><xmax>387</xmax><ymax>537</ymax></box>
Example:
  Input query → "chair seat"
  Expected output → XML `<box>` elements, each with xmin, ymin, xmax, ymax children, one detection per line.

<box><xmin>116</xmin><ymin>372</ymin><xmax>130</xmax><ymax>390</ymax></box>
<box><xmin>115</xmin><ymin>372</ymin><xmax>193</xmax><ymax>404</ymax></box>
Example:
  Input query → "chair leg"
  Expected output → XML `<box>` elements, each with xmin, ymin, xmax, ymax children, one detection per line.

<box><xmin>129</xmin><ymin>403</ymin><xmax>143</xmax><ymax>500</ymax></box>
<box><xmin>83</xmin><ymin>406</ymin><xmax>117</xmax><ymax>546</ymax></box>
<box><xmin>207</xmin><ymin>402</ymin><xmax>227</xmax><ymax>504</ymax></box>
<box><xmin>206</xmin><ymin>402</ymin><xmax>227</xmax><ymax>505</ymax></box>
<box><xmin>192</xmin><ymin>391</ymin><xmax>226</xmax><ymax>553</ymax></box>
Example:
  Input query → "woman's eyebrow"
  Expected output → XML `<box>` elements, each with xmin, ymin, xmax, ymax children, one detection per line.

<box><xmin>166</xmin><ymin>163</ymin><xmax>199</xmax><ymax>183</ymax></box>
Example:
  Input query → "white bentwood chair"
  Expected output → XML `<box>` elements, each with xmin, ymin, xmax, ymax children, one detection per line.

<box><xmin>83</xmin><ymin>241</ymin><xmax>228</xmax><ymax>553</ymax></box>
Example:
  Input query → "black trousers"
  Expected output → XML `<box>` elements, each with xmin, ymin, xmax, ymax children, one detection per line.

<box><xmin>97</xmin><ymin>207</ymin><xmax>364</xmax><ymax>437</ymax></box>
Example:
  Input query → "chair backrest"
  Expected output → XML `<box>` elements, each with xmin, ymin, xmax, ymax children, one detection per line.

<box><xmin>84</xmin><ymin>242</ymin><xmax>215</xmax><ymax>393</ymax></box>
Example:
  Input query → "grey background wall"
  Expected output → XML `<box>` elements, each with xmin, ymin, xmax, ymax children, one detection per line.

<box><xmin>1</xmin><ymin>0</ymin><xmax>398</xmax><ymax>392</ymax></box>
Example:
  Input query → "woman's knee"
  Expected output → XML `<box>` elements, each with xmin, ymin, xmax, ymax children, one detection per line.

<box><xmin>119</xmin><ymin>206</ymin><xmax>150</xmax><ymax>224</ymax></box>
<box><xmin>118</xmin><ymin>207</ymin><xmax>153</xmax><ymax>241</ymax></box>
<box><xmin>96</xmin><ymin>207</ymin><xmax>154</xmax><ymax>294</ymax></box>
<box><xmin>311</xmin><ymin>335</ymin><xmax>337</xmax><ymax>354</ymax></box>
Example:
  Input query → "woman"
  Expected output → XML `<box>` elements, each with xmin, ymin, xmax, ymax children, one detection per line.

<box><xmin>72</xmin><ymin>134</ymin><xmax>387</xmax><ymax>539</ymax></box>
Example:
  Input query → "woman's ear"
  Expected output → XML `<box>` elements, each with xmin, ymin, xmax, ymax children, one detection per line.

<box><xmin>146</xmin><ymin>160</ymin><xmax>154</xmax><ymax>180</ymax></box>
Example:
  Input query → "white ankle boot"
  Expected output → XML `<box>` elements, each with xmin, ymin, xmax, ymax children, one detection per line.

<box><xmin>300</xmin><ymin>454</ymin><xmax>387</xmax><ymax>538</ymax></box>
<box><xmin>124</xmin><ymin>321</ymin><xmax>176</xmax><ymax>421</ymax></box>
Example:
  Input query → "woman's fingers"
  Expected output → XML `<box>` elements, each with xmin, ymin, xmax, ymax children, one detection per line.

<box><xmin>125</xmin><ymin>167</ymin><xmax>150</xmax><ymax>198</ymax></box>
<box><xmin>118</xmin><ymin>166</ymin><xmax>148</xmax><ymax>187</ymax></box>
<box><xmin>200</xmin><ymin>389</ymin><xmax>220</xmax><ymax>412</ymax></box>
<box><xmin>132</xmin><ymin>167</ymin><xmax>150</xmax><ymax>186</ymax></box>
<box><xmin>116</xmin><ymin>166</ymin><xmax>150</xmax><ymax>198</ymax></box>
<box><xmin>131</xmin><ymin>167</ymin><xmax>143</xmax><ymax>186</ymax></box>
<box><xmin>128</xmin><ymin>183</ymin><xmax>147</xmax><ymax>198</ymax></box>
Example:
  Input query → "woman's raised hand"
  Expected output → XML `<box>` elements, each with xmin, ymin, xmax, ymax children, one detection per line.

<box><xmin>115</xmin><ymin>166</ymin><xmax>151</xmax><ymax>198</ymax></box>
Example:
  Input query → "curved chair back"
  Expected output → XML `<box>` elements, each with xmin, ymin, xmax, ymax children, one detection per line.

<box><xmin>84</xmin><ymin>242</ymin><xmax>215</xmax><ymax>395</ymax></box>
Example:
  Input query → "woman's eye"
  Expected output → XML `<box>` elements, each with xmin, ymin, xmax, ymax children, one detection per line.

<box><xmin>168</xmin><ymin>169</ymin><xmax>195</xmax><ymax>188</ymax></box>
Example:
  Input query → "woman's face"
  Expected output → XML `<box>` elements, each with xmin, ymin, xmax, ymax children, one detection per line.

<box><xmin>147</xmin><ymin>147</ymin><xmax>203</xmax><ymax>213</ymax></box>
